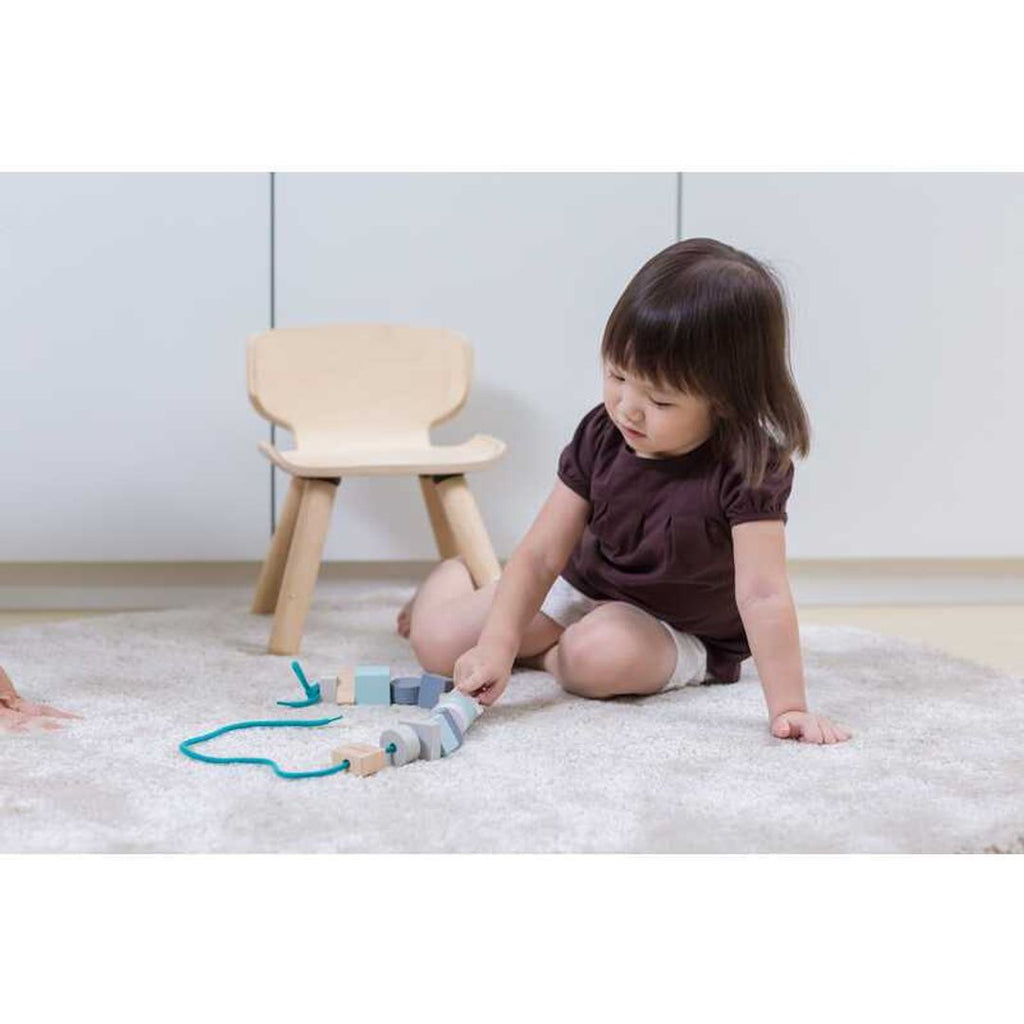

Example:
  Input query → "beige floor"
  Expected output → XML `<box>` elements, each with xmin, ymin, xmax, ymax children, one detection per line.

<box><xmin>1</xmin><ymin>605</ymin><xmax>1022</xmax><ymax>678</ymax></box>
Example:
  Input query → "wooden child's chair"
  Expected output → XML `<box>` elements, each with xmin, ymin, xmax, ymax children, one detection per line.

<box><xmin>247</xmin><ymin>324</ymin><xmax>506</xmax><ymax>655</ymax></box>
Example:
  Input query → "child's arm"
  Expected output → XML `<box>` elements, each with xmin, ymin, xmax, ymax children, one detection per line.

<box><xmin>454</xmin><ymin>479</ymin><xmax>590</xmax><ymax>704</ymax></box>
<box><xmin>732</xmin><ymin>521</ymin><xmax>852</xmax><ymax>744</ymax></box>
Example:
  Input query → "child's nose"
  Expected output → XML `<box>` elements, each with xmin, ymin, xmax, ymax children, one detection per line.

<box><xmin>619</xmin><ymin>398</ymin><xmax>643</xmax><ymax>424</ymax></box>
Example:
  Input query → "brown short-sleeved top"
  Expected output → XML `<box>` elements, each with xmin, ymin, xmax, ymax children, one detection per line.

<box><xmin>556</xmin><ymin>403</ymin><xmax>794</xmax><ymax>683</ymax></box>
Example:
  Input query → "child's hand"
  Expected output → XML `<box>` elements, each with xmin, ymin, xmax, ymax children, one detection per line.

<box><xmin>454</xmin><ymin>642</ymin><xmax>515</xmax><ymax>707</ymax></box>
<box><xmin>771</xmin><ymin>710</ymin><xmax>851</xmax><ymax>744</ymax></box>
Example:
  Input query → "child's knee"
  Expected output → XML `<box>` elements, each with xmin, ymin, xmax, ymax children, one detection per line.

<box><xmin>409</xmin><ymin>622</ymin><xmax>459</xmax><ymax>677</ymax></box>
<box><xmin>409</xmin><ymin>605</ymin><xmax>481</xmax><ymax>677</ymax></box>
<box><xmin>555</xmin><ymin>614</ymin><xmax>673</xmax><ymax>698</ymax></box>
<box><xmin>554</xmin><ymin>624</ymin><xmax>623</xmax><ymax>699</ymax></box>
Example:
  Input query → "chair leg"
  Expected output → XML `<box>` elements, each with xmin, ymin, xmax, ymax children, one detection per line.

<box><xmin>268</xmin><ymin>477</ymin><xmax>339</xmax><ymax>655</ymax></box>
<box><xmin>432</xmin><ymin>474</ymin><xmax>502</xmax><ymax>586</ymax></box>
<box><xmin>251</xmin><ymin>476</ymin><xmax>306</xmax><ymax>614</ymax></box>
<box><xmin>418</xmin><ymin>475</ymin><xmax>459</xmax><ymax>559</ymax></box>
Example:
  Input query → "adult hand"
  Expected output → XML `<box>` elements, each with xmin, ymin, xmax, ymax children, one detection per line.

<box><xmin>0</xmin><ymin>667</ymin><xmax>82</xmax><ymax>733</ymax></box>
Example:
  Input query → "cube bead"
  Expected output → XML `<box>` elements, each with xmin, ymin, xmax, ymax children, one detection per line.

<box><xmin>355</xmin><ymin>665</ymin><xmax>391</xmax><ymax>705</ymax></box>
<box><xmin>331</xmin><ymin>742</ymin><xmax>386</xmax><ymax>777</ymax></box>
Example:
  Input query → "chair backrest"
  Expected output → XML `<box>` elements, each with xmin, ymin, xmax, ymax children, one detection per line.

<box><xmin>247</xmin><ymin>324</ymin><xmax>474</xmax><ymax>450</ymax></box>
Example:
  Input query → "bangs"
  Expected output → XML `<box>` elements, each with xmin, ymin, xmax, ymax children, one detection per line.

<box><xmin>600</xmin><ymin>310</ymin><xmax>706</xmax><ymax>397</ymax></box>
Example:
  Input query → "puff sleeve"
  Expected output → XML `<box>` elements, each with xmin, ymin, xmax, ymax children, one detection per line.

<box><xmin>556</xmin><ymin>404</ymin><xmax>606</xmax><ymax>501</ymax></box>
<box><xmin>719</xmin><ymin>455</ymin><xmax>794</xmax><ymax>527</ymax></box>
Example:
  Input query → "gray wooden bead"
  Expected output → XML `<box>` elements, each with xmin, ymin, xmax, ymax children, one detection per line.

<box><xmin>390</xmin><ymin>677</ymin><xmax>421</xmax><ymax>705</ymax></box>
<box><xmin>403</xmin><ymin>718</ymin><xmax>442</xmax><ymax>761</ymax></box>
<box><xmin>380</xmin><ymin>724</ymin><xmax>421</xmax><ymax>766</ymax></box>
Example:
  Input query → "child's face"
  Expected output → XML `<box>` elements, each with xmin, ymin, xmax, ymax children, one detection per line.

<box><xmin>603</xmin><ymin>361</ymin><xmax>715</xmax><ymax>459</ymax></box>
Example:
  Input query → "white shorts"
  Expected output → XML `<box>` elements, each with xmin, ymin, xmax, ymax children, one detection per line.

<box><xmin>538</xmin><ymin>575</ymin><xmax>712</xmax><ymax>691</ymax></box>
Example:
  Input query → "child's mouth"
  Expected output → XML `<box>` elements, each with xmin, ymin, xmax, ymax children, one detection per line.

<box><xmin>621</xmin><ymin>423</ymin><xmax>645</xmax><ymax>439</ymax></box>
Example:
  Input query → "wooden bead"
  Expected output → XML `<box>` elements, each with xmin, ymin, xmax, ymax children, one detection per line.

<box><xmin>404</xmin><ymin>718</ymin><xmax>442</xmax><ymax>761</ymax></box>
<box><xmin>380</xmin><ymin>724</ymin><xmax>421</xmax><ymax>766</ymax></box>
<box><xmin>355</xmin><ymin>665</ymin><xmax>391</xmax><ymax>705</ymax></box>
<box><xmin>417</xmin><ymin>673</ymin><xmax>449</xmax><ymax>709</ymax></box>
<box><xmin>436</xmin><ymin>691</ymin><xmax>481</xmax><ymax>729</ymax></box>
<box><xmin>390</xmin><ymin>677</ymin><xmax>421</xmax><ymax>705</ymax></box>
<box><xmin>434</xmin><ymin>707</ymin><xmax>463</xmax><ymax>755</ymax></box>
<box><xmin>335</xmin><ymin>667</ymin><xmax>355</xmax><ymax>705</ymax></box>
<box><xmin>331</xmin><ymin>742</ymin><xmax>386</xmax><ymax>777</ymax></box>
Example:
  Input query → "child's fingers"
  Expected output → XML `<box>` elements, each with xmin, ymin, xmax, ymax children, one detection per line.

<box><xmin>454</xmin><ymin>666</ymin><xmax>477</xmax><ymax>691</ymax></box>
<box><xmin>798</xmin><ymin>717</ymin><xmax>823</xmax><ymax>744</ymax></box>
<box><xmin>475</xmin><ymin>680</ymin><xmax>504</xmax><ymax>707</ymax></box>
<box><xmin>456</xmin><ymin>668</ymin><xmax>489</xmax><ymax>697</ymax></box>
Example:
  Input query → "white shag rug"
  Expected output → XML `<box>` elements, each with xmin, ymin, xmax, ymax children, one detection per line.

<box><xmin>1</xmin><ymin>582</ymin><xmax>1022</xmax><ymax>854</ymax></box>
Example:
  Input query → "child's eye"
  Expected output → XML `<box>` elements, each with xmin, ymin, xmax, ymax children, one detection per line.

<box><xmin>652</xmin><ymin>400</ymin><xmax>673</xmax><ymax>408</ymax></box>
<box><xmin>607</xmin><ymin>370</ymin><xmax>625</xmax><ymax>381</ymax></box>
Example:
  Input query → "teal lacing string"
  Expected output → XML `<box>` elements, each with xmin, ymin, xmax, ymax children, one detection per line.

<box><xmin>179</xmin><ymin>716</ymin><xmax>347</xmax><ymax>778</ymax></box>
<box><xmin>178</xmin><ymin>659</ymin><xmax>400</xmax><ymax>780</ymax></box>
<box><xmin>276</xmin><ymin>660</ymin><xmax>322</xmax><ymax>707</ymax></box>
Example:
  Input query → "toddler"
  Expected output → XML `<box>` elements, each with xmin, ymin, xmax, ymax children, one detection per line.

<box><xmin>399</xmin><ymin>237</ymin><xmax>850</xmax><ymax>744</ymax></box>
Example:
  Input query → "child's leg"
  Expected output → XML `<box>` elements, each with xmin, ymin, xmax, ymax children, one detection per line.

<box><xmin>538</xmin><ymin>602</ymin><xmax>680</xmax><ymax>699</ymax></box>
<box><xmin>405</xmin><ymin>557</ymin><xmax>564</xmax><ymax>676</ymax></box>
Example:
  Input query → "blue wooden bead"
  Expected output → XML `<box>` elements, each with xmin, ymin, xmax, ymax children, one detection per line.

<box><xmin>417</xmin><ymin>673</ymin><xmax>450</xmax><ymax>709</ymax></box>
<box><xmin>437</xmin><ymin>691</ymin><xmax>482</xmax><ymax>728</ymax></box>
<box><xmin>391</xmin><ymin>677</ymin><xmax>421</xmax><ymax>705</ymax></box>
<box><xmin>355</xmin><ymin>665</ymin><xmax>391</xmax><ymax>705</ymax></box>
<box><xmin>434</xmin><ymin>706</ymin><xmax>464</xmax><ymax>755</ymax></box>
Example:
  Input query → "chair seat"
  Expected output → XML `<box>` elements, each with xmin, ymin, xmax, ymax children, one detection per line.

<box><xmin>258</xmin><ymin>433</ymin><xmax>507</xmax><ymax>477</ymax></box>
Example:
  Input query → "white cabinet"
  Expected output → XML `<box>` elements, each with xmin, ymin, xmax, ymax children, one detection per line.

<box><xmin>273</xmin><ymin>173</ymin><xmax>678</xmax><ymax>560</ymax></box>
<box><xmin>683</xmin><ymin>173</ymin><xmax>1024</xmax><ymax>558</ymax></box>
<box><xmin>8</xmin><ymin>172</ymin><xmax>1014</xmax><ymax>565</ymax></box>
<box><xmin>0</xmin><ymin>173</ymin><xmax>270</xmax><ymax>559</ymax></box>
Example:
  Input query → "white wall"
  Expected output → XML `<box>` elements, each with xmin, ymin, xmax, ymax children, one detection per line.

<box><xmin>683</xmin><ymin>173</ymin><xmax>1024</xmax><ymax>558</ymax></box>
<box><xmin>274</xmin><ymin>172</ymin><xmax>677</xmax><ymax>559</ymax></box>
<box><xmin>0</xmin><ymin>173</ymin><xmax>271</xmax><ymax>559</ymax></box>
<box><xmin>2</xmin><ymin>172</ymin><xmax>1022</xmax><ymax>565</ymax></box>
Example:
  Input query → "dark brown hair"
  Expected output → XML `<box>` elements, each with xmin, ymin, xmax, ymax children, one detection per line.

<box><xmin>601</xmin><ymin>237</ymin><xmax>811</xmax><ymax>488</ymax></box>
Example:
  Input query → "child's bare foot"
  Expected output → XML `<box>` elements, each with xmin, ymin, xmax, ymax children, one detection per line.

<box><xmin>396</xmin><ymin>557</ymin><xmax>477</xmax><ymax>640</ymax></box>
<box><xmin>396</xmin><ymin>596</ymin><xmax>415</xmax><ymax>638</ymax></box>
